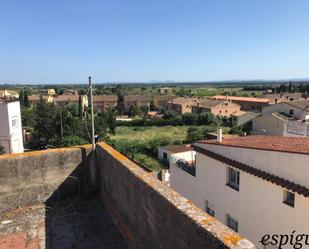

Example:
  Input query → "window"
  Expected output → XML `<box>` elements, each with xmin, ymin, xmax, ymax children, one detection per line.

<box><xmin>289</xmin><ymin>109</ymin><xmax>294</xmax><ymax>115</ymax></box>
<box><xmin>251</xmin><ymin>105</ymin><xmax>255</xmax><ymax>110</ymax></box>
<box><xmin>227</xmin><ymin>167</ymin><xmax>240</xmax><ymax>191</ymax></box>
<box><xmin>226</xmin><ymin>214</ymin><xmax>238</xmax><ymax>232</ymax></box>
<box><xmin>283</xmin><ymin>190</ymin><xmax>295</xmax><ymax>207</ymax></box>
<box><xmin>204</xmin><ymin>200</ymin><xmax>215</xmax><ymax>217</ymax></box>
<box><xmin>225</xmin><ymin>110</ymin><xmax>228</xmax><ymax>113</ymax></box>
<box><xmin>11</xmin><ymin>116</ymin><xmax>18</xmax><ymax>128</ymax></box>
<box><xmin>163</xmin><ymin>152</ymin><xmax>168</xmax><ymax>161</ymax></box>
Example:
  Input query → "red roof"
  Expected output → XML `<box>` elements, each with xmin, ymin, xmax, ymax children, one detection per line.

<box><xmin>210</xmin><ymin>95</ymin><xmax>271</xmax><ymax>103</ymax></box>
<box><xmin>198</xmin><ymin>135</ymin><xmax>309</xmax><ymax>155</ymax></box>
<box><xmin>162</xmin><ymin>144</ymin><xmax>192</xmax><ymax>153</ymax></box>
<box><xmin>192</xmin><ymin>145</ymin><xmax>309</xmax><ymax>197</ymax></box>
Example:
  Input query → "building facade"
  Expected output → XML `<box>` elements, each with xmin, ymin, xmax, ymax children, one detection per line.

<box><xmin>262</xmin><ymin>93</ymin><xmax>302</xmax><ymax>103</ymax></box>
<box><xmin>0</xmin><ymin>89</ymin><xmax>19</xmax><ymax>100</ymax></box>
<box><xmin>166</xmin><ymin>97</ymin><xmax>198</xmax><ymax>114</ymax></box>
<box><xmin>170</xmin><ymin>135</ymin><xmax>309</xmax><ymax>249</ymax></box>
<box><xmin>210</xmin><ymin>96</ymin><xmax>271</xmax><ymax>112</ymax></box>
<box><xmin>28</xmin><ymin>95</ymin><xmax>54</xmax><ymax>106</ymax></box>
<box><xmin>54</xmin><ymin>95</ymin><xmax>88</xmax><ymax>109</ymax></box>
<box><xmin>158</xmin><ymin>144</ymin><xmax>196</xmax><ymax>164</ymax></box>
<box><xmin>253</xmin><ymin>100</ymin><xmax>309</xmax><ymax>137</ymax></box>
<box><xmin>153</xmin><ymin>95</ymin><xmax>177</xmax><ymax>110</ymax></box>
<box><xmin>192</xmin><ymin>100</ymin><xmax>241</xmax><ymax>117</ymax></box>
<box><xmin>0</xmin><ymin>100</ymin><xmax>24</xmax><ymax>154</ymax></box>
<box><xmin>92</xmin><ymin>95</ymin><xmax>118</xmax><ymax>112</ymax></box>
<box><xmin>123</xmin><ymin>95</ymin><xmax>150</xmax><ymax>112</ymax></box>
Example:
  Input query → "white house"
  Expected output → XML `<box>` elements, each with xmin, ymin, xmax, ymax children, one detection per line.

<box><xmin>253</xmin><ymin>100</ymin><xmax>309</xmax><ymax>137</ymax></box>
<box><xmin>170</xmin><ymin>135</ymin><xmax>309</xmax><ymax>249</ymax></box>
<box><xmin>158</xmin><ymin>144</ymin><xmax>196</xmax><ymax>183</ymax></box>
<box><xmin>0</xmin><ymin>100</ymin><xmax>24</xmax><ymax>154</ymax></box>
<box><xmin>158</xmin><ymin>144</ymin><xmax>196</xmax><ymax>165</ymax></box>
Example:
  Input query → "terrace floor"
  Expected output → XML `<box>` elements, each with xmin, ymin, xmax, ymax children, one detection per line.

<box><xmin>0</xmin><ymin>196</ymin><xmax>129</xmax><ymax>249</ymax></box>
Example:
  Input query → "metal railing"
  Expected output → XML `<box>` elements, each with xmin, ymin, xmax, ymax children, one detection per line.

<box><xmin>170</xmin><ymin>155</ymin><xmax>196</xmax><ymax>177</ymax></box>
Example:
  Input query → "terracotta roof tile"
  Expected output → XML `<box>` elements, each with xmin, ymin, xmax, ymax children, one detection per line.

<box><xmin>286</xmin><ymin>100</ymin><xmax>309</xmax><ymax>112</ymax></box>
<box><xmin>192</xmin><ymin>145</ymin><xmax>309</xmax><ymax>197</ymax></box>
<box><xmin>210</xmin><ymin>95</ymin><xmax>271</xmax><ymax>103</ymax></box>
<box><xmin>162</xmin><ymin>144</ymin><xmax>192</xmax><ymax>153</ymax></box>
<box><xmin>198</xmin><ymin>135</ymin><xmax>309</xmax><ymax>155</ymax></box>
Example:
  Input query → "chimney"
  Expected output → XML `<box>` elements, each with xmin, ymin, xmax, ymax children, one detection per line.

<box><xmin>217</xmin><ymin>128</ymin><xmax>222</xmax><ymax>143</ymax></box>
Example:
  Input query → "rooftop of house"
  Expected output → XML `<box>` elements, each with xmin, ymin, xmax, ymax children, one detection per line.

<box><xmin>197</xmin><ymin>99</ymin><xmax>240</xmax><ymax>109</ymax></box>
<box><xmin>262</xmin><ymin>93</ymin><xmax>302</xmax><ymax>99</ymax></box>
<box><xmin>28</xmin><ymin>95</ymin><xmax>51</xmax><ymax>101</ymax></box>
<box><xmin>286</xmin><ymin>100</ymin><xmax>309</xmax><ymax>112</ymax></box>
<box><xmin>0</xmin><ymin>99</ymin><xmax>20</xmax><ymax>105</ymax></box>
<box><xmin>230</xmin><ymin>110</ymin><xmax>247</xmax><ymax>117</ymax></box>
<box><xmin>272</xmin><ymin>112</ymin><xmax>292</xmax><ymax>121</ymax></box>
<box><xmin>167</xmin><ymin>97</ymin><xmax>198</xmax><ymax>105</ymax></box>
<box><xmin>197</xmin><ymin>135</ymin><xmax>309</xmax><ymax>155</ymax></box>
<box><xmin>192</xmin><ymin>144</ymin><xmax>309</xmax><ymax>197</ymax></box>
<box><xmin>162</xmin><ymin>144</ymin><xmax>192</xmax><ymax>153</ymax></box>
<box><xmin>210</xmin><ymin>95</ymin><xmax>271</xmax><ymax>104</ymax></box>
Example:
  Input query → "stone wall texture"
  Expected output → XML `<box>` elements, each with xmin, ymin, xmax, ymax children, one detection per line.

<box><xmin>0</xmin><ymin>145</ymin><xmax>92</xmax><ymax>212</ymax></box>
<box><xmin>0</xmin><ymin>143</ymin><xmax>255</xmax><ymax>249</ymax></box>
<box><xmin>96</xmin><ymin>142</ymin><xmax>253</xmax><ymax>249</ymax></box>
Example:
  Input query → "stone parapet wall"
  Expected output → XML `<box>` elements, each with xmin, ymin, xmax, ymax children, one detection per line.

<box><xmin>96</xmin><ymin>142</ymin><xmax>255</xmax><ymax>249</ymax></box>
<box><xmin>0</xmin><ymin>145</ymin><xmax>92</xmax><ymax>212</ymax></box>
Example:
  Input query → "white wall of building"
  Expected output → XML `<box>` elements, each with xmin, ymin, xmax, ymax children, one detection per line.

<box><xmin>252</xmin><ymin>114</ymin><xmax>285</xmax><ymax>136</ymax></box>
<box><xmin>283</xmin><ymin>120</ymin><xmax>309</xmax><ymax>137</ymax></box>
<box><xmin>157</xmin><ymin>148</ymin><xmax>196</xmax><ymax>163</ymax></box>
<box><xmin>0</xmin><ymin>101</ymin><xmax>24</xmax><ymax>154</ymax></box>
<box><xmin>262</xmin><ymin>102</ymin><xmax>308</xmax><ymax>120</ymax></box>
<box><xmin>197</xmin><ymin>143</ymin><xmax>309</xmax><ymax>188</ymax></box>
<box><xmin>170</xmin><ymin>144</ymin><xmax>309</xmax><ymax>248</ymax></box>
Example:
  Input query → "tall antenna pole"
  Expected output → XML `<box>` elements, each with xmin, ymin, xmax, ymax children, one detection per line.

<box><xmin>89</xmin><ymin>76</ymin><xmax>95</xmax><ymax>151</ymax></box>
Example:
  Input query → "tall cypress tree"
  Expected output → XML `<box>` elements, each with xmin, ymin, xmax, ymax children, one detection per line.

<box><xmin>288</xmin><ymin>81</ymin><xmax>293</xmax><ymax>93</ymax></box>
<box><xmin>78</xmin><ymin>94</ymin><xmax>83</xmax><ymax>119</ymax></box>
<box><xmin>19</xmin><ymin>89</ymin><xmax>24</xmax><ymax>105</ymax></box>
<box><xmin>24</xmin><ymin>91</ymin><xmax>30</xmax><ymax>107</ymax></box>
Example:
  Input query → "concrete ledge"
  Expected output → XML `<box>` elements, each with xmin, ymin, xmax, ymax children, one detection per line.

<box><xmin>96</xmin><ymin>142</ymin><xmax>255</xmax><ymax>249</ymax></box>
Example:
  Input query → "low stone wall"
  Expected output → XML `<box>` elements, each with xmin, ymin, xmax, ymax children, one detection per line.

<box><xmin>0</xmin><ymin>145</ymin><xmax>92</xmax><ymax>212</ymax></box>
<box><xmin>0</xmin><ymin>143</ymin><xmax>255</xmax><ymax>249</ymax></box>
<box><xmin>96</xmin><ymin>142</ymin><xmax>254</xmax><ymax>249</ymax></box>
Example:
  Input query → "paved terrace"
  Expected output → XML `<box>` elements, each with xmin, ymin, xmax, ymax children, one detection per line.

<box><xmin>0</xmin><ymin>143</ymin><xmax>255</xmax><ymax>249</ymax></box>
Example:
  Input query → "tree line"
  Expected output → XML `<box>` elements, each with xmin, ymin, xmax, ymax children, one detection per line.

<box><xmin>21</xmin><ymin>96</ymin><xmax>116</xmax><ymax>149</ymax></box>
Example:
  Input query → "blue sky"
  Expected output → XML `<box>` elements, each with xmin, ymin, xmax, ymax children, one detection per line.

<box><xmin>1</xmin><ymin>0</ymin><xmax>309</xmax><ymax>84</ymax></box>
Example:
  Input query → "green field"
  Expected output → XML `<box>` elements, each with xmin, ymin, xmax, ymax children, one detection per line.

<box><xmin>109</xmin><ymin>125</ymin><xmax>230</xmax><ymax>171</ymax></box>
<box><xmin>111</xmin><ymin>126</ymin><xmax>189</xmax><ymax>143</ymax></box>
<box><xmin>109</xmin><ymin>126</ymin><xmax>191</xmax><ymax>171</ymax></box>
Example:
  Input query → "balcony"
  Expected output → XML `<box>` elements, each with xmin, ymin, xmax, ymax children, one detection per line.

<box><xmin>170</xmin><ymin>155</ymin><xmax>196</xmax><ymax>176</ymax></box>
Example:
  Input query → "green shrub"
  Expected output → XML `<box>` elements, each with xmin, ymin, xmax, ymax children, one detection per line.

<box><xmin>61</xmin><ymin>135</ymin><xmax>88</xmax><ymax>147</ymax></box>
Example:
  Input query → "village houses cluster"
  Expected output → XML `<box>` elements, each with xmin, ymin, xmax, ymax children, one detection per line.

<box><xmin>1</xmin><ymin>87</ymin><xmax>309</xmax><ymax>249</ymax></box>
